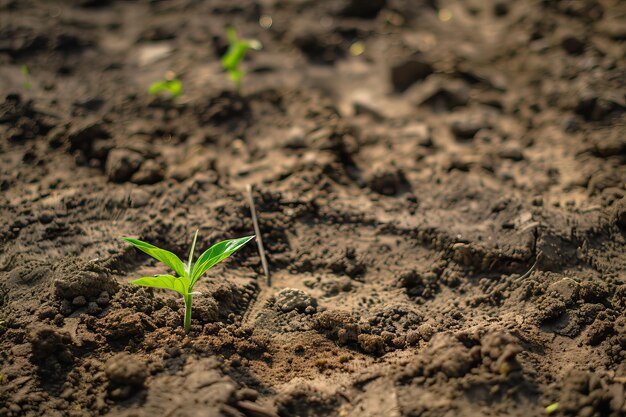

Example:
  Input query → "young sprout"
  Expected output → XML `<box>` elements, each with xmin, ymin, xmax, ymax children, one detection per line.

<box><xmin>221</xmin><ymin>27</ymin><xmax>262</xmax><ymax>92</ymax></box>
<box><xmin>148</xmin><ymin>73</ymin><xmax>182</xmax><ymax>98</ymax></box>
<box><xmin>21</xmin><ymin>64</ymin><xmax>32</xmax><ymax>90</ymax></box>
<box><xmin>122</xmin><ymin>231</ymin><xmax>254</xmax><ymax>334</ymax></box>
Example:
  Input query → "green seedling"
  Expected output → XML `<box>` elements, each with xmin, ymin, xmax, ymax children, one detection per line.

<box><xmin>122</xmin><ymin>231</ymin><xmax>254</xmax><ymax>334</ymax></box>
<box><xmin>545</xmin><ymin>403</ymin><xmax>559</xmax><ymax>414</ymax></box>
<box><xmin>21</xmin><ymin>64</ymin><xmax>31</xmax><ymax>90</ymax></box>
<box><xmin>148</xmin><ymin>78</ymin><xmax>182</xmax><ymax>98</ymax></box>
<box><xmin>221</xmin><ymin>27</ymin><xmax>262</xmax><ymax>91</ymax></box>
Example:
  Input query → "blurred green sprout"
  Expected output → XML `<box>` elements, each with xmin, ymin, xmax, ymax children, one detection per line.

<box><xmin>148</xmin><ymin>75</ymin><xmax>182</xmax><ymax>98</ymax></box>
<box><xmin>21</xmin><ymin>65</ymin><xmax>32</xmax><ymax>90</ymax></box>
<box><xmin>545</xmin><ymin>403</ymin><xmax>559</xmax><ymax>414</ymax></box>
<box><xmin>221</xmin><ymin>27</ymin><xmax>262</xmax><ymax>91</ymax></box>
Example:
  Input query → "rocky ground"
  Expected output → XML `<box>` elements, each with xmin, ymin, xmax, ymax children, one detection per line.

<box><xmin>1</xmin><ymin>0</ymin><xmax>625</xmax><ymax>416</ymax></box>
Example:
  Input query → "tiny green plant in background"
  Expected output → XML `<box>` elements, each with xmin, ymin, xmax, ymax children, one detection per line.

<box><xmin>21</xmin><ymin>64</ymin><xmax>32</xmax><ymax>90</ymax></box>
<box><xmin>545</xmin><ymin>403</ymin><xmax>559</xmax><ymax>414</ymax></box>
<box><xmin>122</xmin><ymin>231</ymin><xmax>254</xmax><ymax>334</ymax></box>
<box><xmin>148</xmin><ymin>72</ymin><xmax>182</xmax><ymax>98</ymax></box>
<box><xmin>221</xmin><ymin>27</ymin><xmax>262</xmax><ymax>92</ymax></box>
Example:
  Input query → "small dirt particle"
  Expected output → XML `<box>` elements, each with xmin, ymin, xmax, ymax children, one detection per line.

<box><xmin>358</xmin><ymin>333</ymin><xmax>384</xmax><ymax>354</ymax></box>
<box><xmin>585</xmin><ymin>320</ymin><xmax>613</xmax><ymax>346</ymax></box>
<box><xmin>105</xmin><ymin>353</ymin><xmax>147</xmax><ymax>400</ymax></box>
<box><xmin>38</xmin><ymin>211</ymin><xmax>54</xmax><ymax>224</ymax></box>
<box><xmin>536</xmin><ymin>297</ymin><xmax>567</xmax><ymax>323</ymax></box>
<box><xmin>390</xmin><ymin>55</ymin><xmax>433</xmax><ymax>92</ymax></box>
<box><xmin>86</xmin><ymin>302</ymin><xmax>101</xmax><ymax>315</ymax></box>
<box><xmin>412</xmin><ymin>77</ymin><xmax>470</xmax><ymax>111</ymax></box>
<box><xmin>481</xmin><ymin>332</ymin><xmax>522</xmax><ymax>376</ymax></box>
<box><xmin>129</xmin><ymin>189</ymin><xmax>151</xmax><ymax>208</ymax></box>
<box><xmin>131</xmin><ymin>158</ymin><xmax>164</xmax><ymax>184</ymax></box>
<box><xmin>37</xmin><ymin>305</ymin><xmax>58</xmax><ymax>320</ymax></box>
<box><xmin>548</xmin><ymin>278</ymin><xmax>579</xmax><ymax>306</ymax></box>
<box><xmin>236</xmin><ymin>388</ymin><xmax>259</xmax><ymax>402</ymax></box>
<box><xmin>406</xmin><ymin>330</ymin><xmax>421</xmax><ymax>346</ymax></box>
<box><xmin>28</xmin><ymin>324</ymin><xmax>73</xmax><ymax>365</ymax></box>
<box><xmin>417</xmin><ymin>323</ymin><xmax>435</xmax><ymax>342</ymax></box>
<box><xmin>422</xmin><ymin>334</ymin><xmax>480</xmax><ymax>378</ymax></box>
<box><xmin>497</xmin><ymin>147</ymin><xmax>525</xmax><ymax>161</ymax></box>
<box><xmin>579</xmin><ymin>281</ymin><xmax>609</xmax><ymax>304</ymax></box>
<box><xmin>105</xmin><ymin>148</ymin><xmax>144</xmax><ymax>183</ymax></box>
<box><xmin>561</xmin><ymin>35</ymin><xmax>585</xmax><ymax>55</ymax></box>
<box><xmin>98</xmin><ymin>309</ymin><xmax>154</xmax><ymax>341</ymax></box>
<box><xmin>96</xmin><ymin>291</ymin><xmax>110</xmax><ymax>307</ymax></box>
<box><xmin>72</xmin><ymin>295</ymin><xmax>87</xmax><ymax>307</ymax></box>
<box><xmin>337</xmin><ymin>324</ymin><xmax>359</xmax><ymax>345</ymax></box>
<box><xmin>451</xmin><ymin>118</ymin><xmax>483</xmax><ymax>140</ymax></box>
<box><xmin>67</xmin><ymin>120</ymin><xmax>110</xmax><ymax>156</ymax></box>
<box><xmin>365</xmin><ymin>161</ymin><xmax>409</xmax><ymax>196</ymax></box>
<box><xmin>611</xmin><ymin>197</ymin><xmax>626</xmax><ymax>230</ymax></box>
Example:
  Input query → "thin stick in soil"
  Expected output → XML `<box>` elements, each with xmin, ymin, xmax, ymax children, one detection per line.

<box><xmin>515</xmin><ymin>250</ymin><xmax>542</xmax><ymax>282</ymax></box>
<box><xmin>246</xmin><ymin>184</ymin><xmax>270</xmax><ymax>286</ymax></box>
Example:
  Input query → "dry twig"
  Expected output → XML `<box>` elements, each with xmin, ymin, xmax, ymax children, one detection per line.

<box><xmin>246</xmin><ymin>184</ymin><xmax>270</xmax><ymax>286</ymax></box>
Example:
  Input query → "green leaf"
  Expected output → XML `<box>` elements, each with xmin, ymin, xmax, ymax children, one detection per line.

<box><xmin>247</xmin><ymin>39</ymin><xmax>262</xmax><ymax>51</ymax></box>
<box><xmin>148</xmin><ymin>79</ymin><xmax>182</xmax><ymax>97</ymax></box>
<box><xmin>130</xmin><ymin>275</ymin><xmax>189</xmax><ymax>296</ymax></box>
<box><xmin>545</xmin><ymin>403</ymin><xmax>559</xmax><ymax>414</ymax></box>
<box><xmin>221</xmin><ymin>27</ymin><xmax>262</xmax><ymax>72</ymax></box>
<box><xmin>187</xmin><ymin>229</ymin><xmax>199</xmax><ymax>274</ymax></box>
<box><xmin>191</xmin><ymin>235</ymin><xmax>255</xmax><ymax>286</ymax></box>
<box><xmin>222</xmin><ymin>43</ymin><xmax>249</xmax><ymax>71</ymax></box>
<box><xmin>21</xmin><ymin>64</ymin><xmax>32</xmax><ymax>90</ymax></box>
<box><xmin>122</xmin><ymin>237</ymin><xmax>187</xmax><ymax>278</ymax></box>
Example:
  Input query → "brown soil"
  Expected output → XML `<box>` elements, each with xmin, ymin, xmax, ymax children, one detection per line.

<box><xmin>1</xmin><ymin>1</ymin><xmax>625</xmax><ymax>416</ymax></box>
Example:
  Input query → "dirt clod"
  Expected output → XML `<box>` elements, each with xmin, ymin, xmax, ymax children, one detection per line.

<box><xmin>357</xmin><ymin>333</ymin><xmax>385</xmax><ymax>354</ymax></box>
<box><xmin>390</xmin><ymin>55</ymin><xmax>433</xmax><ymax>92</ymax></box>
<box><xmin>53</xmin><ymin>259</ymin><xmax>118</xmax><ymax>301</ymax></box>
<box><xmin>105</xmin><ymin>148</ymin><xmax>144</xmax><ymax>183</ymax></box>
<box><xmin>365</xmin><ymin>162</ymin><xmax>409</xmax><ymax>196</ymax></box>
<box><xmin>97</xmin><ymin>309</ymin><xmax>155</xmax><ymax>342</ymax></box>
<box><xmin>28</xmin><ymin>324</ymin><xmax>73</xmax><ymax>365</ymax></box>
<box><xmin>273</xmin><ymin>288</ymin><xmax>317</xmax><ymax>314</ymax></box>
<box><xmin>105</xmin><ymin>353</ymin><xmax>148</xmax><ymax>387</ymax></box>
